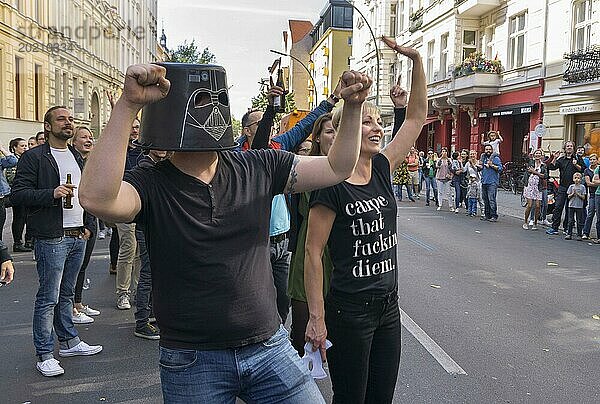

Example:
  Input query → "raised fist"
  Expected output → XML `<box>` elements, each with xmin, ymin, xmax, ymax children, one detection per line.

<box><xmin>381</xmin><ymin>36</ymin><xmax>422</xmax><ymax>61</ymax></box>
<box><xmin>122</xmin><ymin>64</ymin><xmax>171</xmax><ymax>110</ymax></box>
<box><xmin>339</xmin><ymin>71</ymin><xmax>372</xmax><ymax>105</ymax></box>
<box><xmin>389</xmin><ymin>82</ymin><xmax>408</xmax><ymax>108</ymax></box>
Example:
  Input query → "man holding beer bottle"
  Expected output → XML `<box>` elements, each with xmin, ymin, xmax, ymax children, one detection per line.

<box><xmin>11</xmin><ymin>106</ymin><xmax>102</xmax><ymax>377</ymax></box>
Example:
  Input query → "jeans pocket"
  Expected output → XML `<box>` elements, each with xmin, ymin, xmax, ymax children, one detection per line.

<box><xmin>159</xmin><ymin>347</ymin><xmax>197</xmax><ymax>370</ymax></box>
<box><xmin>262</xmin><ymin>326</ymin><xmax>288</xmax><ymax>348</ymax></box>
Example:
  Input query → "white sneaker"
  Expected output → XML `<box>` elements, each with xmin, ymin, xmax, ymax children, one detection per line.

<box><xmin>59</xmin><ymin>341</ymin><xmax>103</xmax><ymax>357</ymax></box>
<box><xmin>72</xmin><ymin>312</ymin><xmax>94</xmax><ymax>324</ymax></box>
<box><xmin>528</xmin><ymin>220</ymin><xmax>534</xmax><ymax>226</ymax></box>
<box><xmin>436</xmin><ymin>206</ymin><xmax>441</xmax><ymax>211</ymax></box>
<box><xmin>117</xmin><ymin>294</ymin><xmax>131</xmax><ymax>310</ymax></box>
<box><xmin>80</xmin><ymin>305</ymin><xmax>100</xmax><ymax>316</ymax></box>
<box><xmin>454</xmin><ymin>208</ymin><xmax>459</xmax><ymax>214</ymax></box>
<box><xmin>543</xmin><ymin>219</ymin><xmax>552</xmax><ymax>226</ymax></box>
<box><xmin>97</xmin><ymin>230</ymin><xmax>106</xmax><ymax>240</ymax></box>
<box><xmin>522</xmin><ymin>223</ymin><xmax>529</xmax><ymax>230</ymax></box>
<box><xmin>36</xmin><ymin>358</ymin><xmax>64</xmax><ymax>377</ymax></box>
<box><xmin>531</xmin><ymin>225</ymin><xmax>538</xmax><ymax>230</ymax></box>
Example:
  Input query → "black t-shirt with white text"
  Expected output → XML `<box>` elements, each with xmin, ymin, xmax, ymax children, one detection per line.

<box><xmin>124</xmin><ymin>149</ymin><xmax>295</xmax><ymax>350</ymax></box>
<box><xmin>311</xmin><ymin>153</ymin><xmax>398</xmax><ymax>296</ymax></box>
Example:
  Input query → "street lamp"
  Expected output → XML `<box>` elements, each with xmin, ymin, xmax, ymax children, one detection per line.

<box><xmin>270</xmin><ymin>49</ymin><xmax>318</xmax><ymax>108</ymax></box>
<box><xmin>343</xmin><ymin>0</ymin><xmax>380</xmax><ymax>107</ymax></box>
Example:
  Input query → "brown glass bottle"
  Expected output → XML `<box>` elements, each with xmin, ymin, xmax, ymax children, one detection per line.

<box><xmin>273</xmin><ymin>68</ymin><xmax>286</xmax><ymax>113</ymax></box>
<box><xmin>64</xmin><ymin>173</ymin><xmax>73</xmax><ymax>209</ymax></box>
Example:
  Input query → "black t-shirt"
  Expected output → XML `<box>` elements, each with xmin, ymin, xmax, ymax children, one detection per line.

<box><xmin>124</xmin><ymin>149</ymin><xmax>295</xmax><ymax>350</ymax></box>
<box><xmin>311</xmin><ymin>153</ymin><xmax>398</xmax><ymax>296</ymax></box>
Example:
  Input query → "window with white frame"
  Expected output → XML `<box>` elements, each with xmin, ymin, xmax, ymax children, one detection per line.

<box><xmin>440</xmin><ymin>33</ymin><xmax>449</xmax><ymax>79</ymax></box>
<box><xmin>573</xmin><ymin>0</ymin><xmax>593</xmax><ymax>51</ymax></box>
<box><xmin>484</xmin><ymin>26</ymin><xmax>496</xmax><ymax>60</ymax></box>
<box><xmin>399</xmin><ymin>0</ymin><xmax>405</xmax><ymax>32</ymax></box>
<box><xmin>427</xmin><ymin>40</ymin><xmax>435</xmax><ymax>82</ymax></box>
<box><xmin>508</xmin><ymin>13</ymin><xmax>526</xmax><ymax>69</ymax></box>
<box><xmin>462</xmin><ymin>30</ymin><xmax>476</xmax><ymax>60</ymax></box>
<box><xmin>390</xmin><ymin>2</ymin><xmax>397</xmax><ymax>37</ymax></box>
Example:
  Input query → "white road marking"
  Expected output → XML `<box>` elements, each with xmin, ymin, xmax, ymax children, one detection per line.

<box><xmin>400</xmin><ymin>308</ymin><xmax>468</xmax><ymax>375</ymax></box>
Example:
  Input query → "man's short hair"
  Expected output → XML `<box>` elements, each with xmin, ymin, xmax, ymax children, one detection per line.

<box><xmin>241</xmin><ymin>109</ymin><xmax>261</xmax><ymax>128</ymax></box>
<box><xmin>44</xmin><ymin>106</ymin><xmax>67</xmax><ymax>125</ymax></box>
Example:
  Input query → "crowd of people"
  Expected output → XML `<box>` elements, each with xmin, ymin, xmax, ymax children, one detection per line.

<box><xmin>0</xmin><ymin>34</ymin><xmax>598</xmax><ymax>404</ymax></box>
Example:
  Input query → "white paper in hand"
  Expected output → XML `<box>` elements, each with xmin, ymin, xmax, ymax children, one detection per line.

<box><xmin>302</xmin><ymin>340</ymin><xmax>332</xmax><ymax>380</ymax></box>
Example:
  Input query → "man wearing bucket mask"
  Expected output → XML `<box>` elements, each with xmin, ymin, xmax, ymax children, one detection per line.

<box><xmin>80</xmin><ymin>63</ymin><xmax>371</xmax><ymax>402</ymax></box>
<box><xmin>237</xmin><ymin>81</ymin><xmax>342</xmax><ymax>324</ymax></box>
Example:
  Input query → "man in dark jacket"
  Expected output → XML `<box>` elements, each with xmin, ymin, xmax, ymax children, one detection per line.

<box><xmin>11</xmin><ymin>106</ymin><xmax>102</xmax><ymax>377</ymax></box>
<box><xmin>545</xmin><ymin>141</ymin><xmax>586</xmax><ymax>235</ymax></box>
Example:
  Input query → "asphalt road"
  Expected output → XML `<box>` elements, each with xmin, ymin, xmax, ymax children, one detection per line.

<box><xmin>0</xmin><ymin>200</ymin><xmax>599</xmax><ymax>403</ymax></box>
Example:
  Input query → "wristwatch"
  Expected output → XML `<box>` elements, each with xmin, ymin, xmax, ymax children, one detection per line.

<box><xmin>328</xmin><ymin>93</ymin><xmax>340</xmax><ymax>104</ymax></box>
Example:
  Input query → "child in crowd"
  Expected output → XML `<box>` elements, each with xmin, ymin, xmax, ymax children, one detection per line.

<box><xmin>482</xmin><ymin>131</ymin><xmax>503</xmax><ymax>156</ymax></box>
<box><xmin>565</xmin><ymin>172</ymin><xmax>587</xmax><ymax>240</ymax></box>
<box><xmin>466</xmin><ymin>175</ymin><xmax>479</xmax><ymax>216</ymax></box>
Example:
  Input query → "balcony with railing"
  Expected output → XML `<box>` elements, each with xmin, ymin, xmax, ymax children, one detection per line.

<box><xmin>453</xmin><ymin>53</ymin><xmax>503</xmax><ymax>98</ymax></box>
<box><xmin>409</xmin><ymin>9</ymin><xmax>423</xmax><ymax>33</ymax></box>
<box><xmin>455</xmin><ymin>0</ymin><xmax>500</xmax><ymax>17</ymax></box>
<box><xmin>563</xmin><ymin>45</ymin><xmax>600</xmax><ymax>84</ymax></box>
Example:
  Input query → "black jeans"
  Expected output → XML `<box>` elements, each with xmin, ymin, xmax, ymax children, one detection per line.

<box><xmin>326</xmin><ymin>291</ymin><xmax>401</xmax><ymax>404</ymax></box>
<box><xmin>109</xmin><ymin>226</ymin><xmax>120</xmax><ymax>267</ymax></box>
<box><xmin>11</xmin><ymin>204</ymin><xmax>31</xmax><ymax>245</ymax></box>
<box><xmin>567</xmin><ymin>207</ymin><xmax>584</xmax><ymax>236</ymax></box>
<box><xmin>0</xmin><ymin>197</ymin><xmax>6</xmax><ymax>241</ymax></box>
<box><xmin>551</xmin><ymin>186</ymin><xmax>570</xmax><ymax>231</ymax></box>
<box><xmin>74</xmin><ymin>233</ymin><xmax>97</xmax><ymax>304</ymax></box>
<box><xmin>134</xmin><ymin>229</ymin><xmax>152</xmax><ymax>327</ymax></box>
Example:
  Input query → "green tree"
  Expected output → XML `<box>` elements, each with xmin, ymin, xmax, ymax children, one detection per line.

<box><xmin>231</xmin><ymin>116</ymin><xmax>242</xmax><ymax>140</ymax></box>
<box><xmin>168</xmin><ymin>40</ymin><xmax>216</xmax><ymax>64</ymax></box>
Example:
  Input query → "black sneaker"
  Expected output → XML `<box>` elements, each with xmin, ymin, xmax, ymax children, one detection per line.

<box><xmin>13</xmin><ymin>243</ymin><xmax>32</xmax><ymax>253</ymax></box>
<box><xmin>134</xmin><ymin>323</ymin><xmax>160</xmax><ymax>340</ymax></box>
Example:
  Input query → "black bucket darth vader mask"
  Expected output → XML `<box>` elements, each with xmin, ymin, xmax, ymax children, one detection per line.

<box><xmin>137</xmin><ymin>63</ymin><xmax>237</xmax><ymax>151</ymax></box>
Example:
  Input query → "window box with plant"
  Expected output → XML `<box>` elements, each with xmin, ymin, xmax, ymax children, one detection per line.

<box><xmin>453</xmin><ymin>52</ymin><xmax>503</xmax><ymax>78</ymax></box>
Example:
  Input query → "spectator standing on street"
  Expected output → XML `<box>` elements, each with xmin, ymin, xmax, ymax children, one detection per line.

<box><xmin>591</xmin><ymin>164</ymin><xmax>600</xmax><ymax>243</ymax></box>
<box><xmin>80</xmin><ymin>63</ymin><xmax>370</xmax><ymax>403</ymax></box>
<box><xmin>418</xmin><ymin>150</ymin><xmax>425</xmax><ymax>195</ymax></box>
<box><xmin>546</xmin><ymin>141</ymin><xmax>585</xmax><ymax>235</ymax></box>
<box><xmin>71</xmin><ymin>127</ymin><xmax>100</xmax><ymax>324</ymax></box>
<box><xmin>450</xmin><ymin>151</ymin><xmax>465</xmax><ymax>213</ymax></box>
<box><xmin>11</xmin><ymin>106</ymin><xmax>102</xmax><ymax>377</ymax></box>
<box><xmin>482</xmin><ymin>130</ymin><xmax>503</xmax><ymax>156</ymax></box>
<box><xmin>133</xmin><ymin>149</ymin><xmax>169</xmax><ymax>340</ymax></box>
<box><xmin>464</xmin><ymin>150</ymin><xmax>484</xmax><ymax>217</ymax></box>
<box><xmin>35</xmin><ymin>131</ymin><xmax>46</xmax><ymax>146</ymax></box>
<box><xmin>0</xmin><ymin>141</ymin><xmax>17</xmax><ymax>239</ymax></box>
<box><xmin>423</xmin><ymin>150</ymin><xmax>438</xmax><ymax>207</ymax></box>
<box><xmin>582</xmin><ymin>154</ymin><xmax>598</xmax><ymax>239</ymax></box>
<box><xmin>238</xmin><ymin>78</ymin><xmax>342</xmax><ymax>324</ymax></box>
<box><xmin>28</xmin><ymin>136</ymin><xmax>37</xmax><ymax>149</ymax></box>
<box><xmin>406</xmin><ymin>146</ymin><xmax>420</xmax><ymax>199</ymax></box>
<box><xmin>7</xmin><ymin>138</ymin><xmax>33</xmax><ymax>252</ymax></box>
<box><xmin>115</xmin><ymin>119</ymin><xmax>142</xmax><ymax>310</ymax></box>
<box><xmin>436</xmin><ymin>147</ymin><xmax>453</xmax><ymax>211</ymax></box>
<box><xmin>481</xmin><ymin>144</ymin><xmax>503</xmax><ymax>222</ymax></box>
<box><xmin>305</xmin><ymin>38</ymin><xmax>426</xmax><ymax>404</ymax></box>
<box><xmin>565</xmin><ymin>172</ymin><xmax>587</xmax><ymax>240</ymax></box>
<box><xmin>394</xmin><ymin>159</ymin><xmax>415</xmax><ymax>201</ymax></box>
<box><xmin>466</xmin><ymin>176</ymin><xmax>480</xmax><ymax>216</ymax></box>
<box><xmin>522</xmin><ymin>149</ymin><xmax>547</xmax><ymax>230</ymax></box>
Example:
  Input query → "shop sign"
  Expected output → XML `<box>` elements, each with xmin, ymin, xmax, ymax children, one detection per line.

<box><xmin>559</xmin><ymin>102</ymin><xmax>600</xmax><ymax>115</ymax></box>
<box><xmin>479</xmin><ymin>104</ymin><xmax>533</xmax><ymax>118</ymax></box>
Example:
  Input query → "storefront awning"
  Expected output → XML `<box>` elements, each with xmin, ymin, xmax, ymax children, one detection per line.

<box><xmin>478</xmin><ymin>103</ymin><xmax>534</xmax><ymax>118</ymax></box>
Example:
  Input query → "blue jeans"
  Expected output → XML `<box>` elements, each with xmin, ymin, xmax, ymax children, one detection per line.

<box><xmin>135</xmin><ymin>229</ymin><xmax>152</xmax><ymax>327</ymax></box>
<box><xmin>270</xmin><ymin>235</ymin><xmax>291</xmax><ymax>324</ymax></box>
<box><xmin>159</xmin><ymin>325</ymin><xmax>324</xmax><ymax>404</ymax></box>
<box><xmin>482</xmin><ymin>183</ymin><xmax>499</xmax><ymax>219</ymax></box>
<box><xmin>424</xmin><ymin>176</ymin><xmax>438</xmax><ymax>204</ymax></box>
<box><xmin>582</xmin><ymin>194</ymin><xmax>596</xmax><ymax>237</ymax></box>
<box><xmin>468</xmin><ymin>197</ymin><xmax>478</xmax><ymax>215</ymax></box>
<box><xmin>33</xmin><ymin>236</ymin><xmax>86</xmax><ymax>360</ymax></box>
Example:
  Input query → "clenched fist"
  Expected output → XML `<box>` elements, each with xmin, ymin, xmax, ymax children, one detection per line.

<box><xmin>122</xmin><ymin>64</ymin><xmax>171</xmax><ymax>110</ymax></box>
<box><xmin>339</xmin><ymin>71</ymin><xmax>372</xmax><ymax>105</ymax></box>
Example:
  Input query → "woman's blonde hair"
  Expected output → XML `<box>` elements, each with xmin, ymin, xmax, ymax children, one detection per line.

<box><xmin>332</xmin><ymin>101</ymin><xmax>380</xmax><ymax>129</ymax></box>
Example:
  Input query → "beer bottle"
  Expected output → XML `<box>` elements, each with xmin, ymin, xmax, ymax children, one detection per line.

<box><xmin>273</xmin><ymin>68</ymin><xmax>286</xmax><ymax>113</ymax></box>
<box><xmin>64</xmin><ymin>173</ymin><xmax>73</xmax><ymax>209</ymax></box>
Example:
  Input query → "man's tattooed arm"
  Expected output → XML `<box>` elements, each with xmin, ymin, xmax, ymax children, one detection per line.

<box><xmin>284</xmin><ymin>155</ymin><xmax>300</xmax><ymax>194</ymax></box>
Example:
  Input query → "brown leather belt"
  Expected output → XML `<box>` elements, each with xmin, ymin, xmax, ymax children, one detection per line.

<box><xmin>64</xmin><ymin>227</ymin><xmax>83</xmax><ymax>238</ymax></box>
